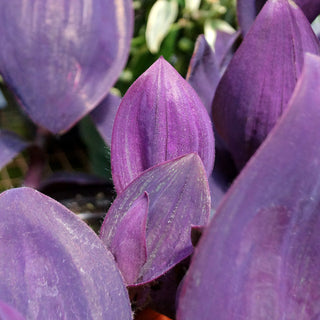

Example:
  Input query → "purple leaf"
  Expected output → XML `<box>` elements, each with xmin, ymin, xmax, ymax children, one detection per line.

<box><xmin>186</xmin><ymin>35</ymin><xmax>238</xmax><ymax>209</ymax></box>
<box><xmin>90</xmin><ymin>93</ymin><xmax>121</xmax><ymax>147</ymax></box>
<box><xmin>238</xmin><ymin>0</ymin><xmax>320</xmax><ymax>35</ymax></box>
<box><xmin>0</xmin><ymin>301</ymin><xmax>25</xmax><ymax>320</ymax></box>
<box><xmin>186</xmin><ymin>35</ymin><xmax>220</xmax><ymax>115</ymax></box>
<box><xmin>177</xmin><ymin>53</ymin><xmax>320</xmax><ymax>320</ymax></box>
<box><xmin>110</xmin><ymin>192</ymin><xmax>148</xmax><ymax>285</ymax></box>
<box><xmin>0</xmin><ymin>187</ymin><xmax>132</xmax><ymax>319</ymax></box>
<box><xmin>100</xmin><ymin>153</ymin><xmax>211</xmax><ymax>286</ymax></box>
<box><xmin>0</xmin><ymin>130</ymin><xmax>28</xmax><ymax>171</ymax></box>
<box><xmin>185</xmin><ymin>31</ymin><xmax>239</xmax><ymax>117</ymax></box>
<box><xmin>111</xmin><ymin>57</ymin><xmax>215</xmax><ymax>193</ymax></box>
<box><xmin>213</xmin><ymin>30</ymin><xmax>240</xmax><ymax>73</ymax></box>
<box><xmin>0</xmin><ymin>1</ymin><xmax>133</xmax><ymax>134</ymax></box>
<box><xmin>212</xmin><ymin>0</ymin><xmax>320</xmax><ymax>169</ymax></box>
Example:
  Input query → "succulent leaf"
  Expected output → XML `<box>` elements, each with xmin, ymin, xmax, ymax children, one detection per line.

<box><xmin>238</xmin><ymin>0</ymin><xmax>320</xmax><ymax>35</ymax></box>
<box><xmin>178</xmin><ymin>53</ymin><xmax>320</xmax><ymax>320</ymax></box>
<box><xmin>0</xmin><ymin>187</ymin><xmax>132</xmax><ymax>319</ymax></box>
<box><xmin>212</xmin><ymin>0</ymin><xmax>320</xmax><ymax>168</ymax></box>
<box><xmin>0</xmin><ymin>0</ymin><xmax>132</xmax><ymax>133</ymax></box>
<box><xmin>101</xmin><ymin>153</ymin><xmax>211</xmax><ymax>286</ymax></box>
<box><xmin>112</xmin><ymin>57</ymin><xmax>215</xmax><ymax>193</ymax></box>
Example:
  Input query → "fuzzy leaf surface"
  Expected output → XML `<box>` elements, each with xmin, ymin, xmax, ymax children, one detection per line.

<box><xmin>0</xmin><ymin>187</ymin><xmax>132</xmax><ymax>319</ymax></box>
<box><xmin>101</xmin><ymin>153</ymin><xmax>211</xmax><ymax>286</ymax></box>
<box><xmin>112</xmin><ymin>57</ymin><xmax>214</xmax><ymax>193</ymax></box>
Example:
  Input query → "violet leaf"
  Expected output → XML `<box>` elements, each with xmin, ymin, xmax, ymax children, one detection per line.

<box><xmin>177</xmin><ymin>53</ymin><xmax>320</xmax><ymax>320</ymax></box>
<box><xmin>212</xmin><ymin>29</ymin><xmax>240</xmax><ymax>73</ymax></box>
<box><xmin>0</xmin><ymin>187</ymin><xmax>132</xmax><ymax>319</ymax></box>
<box><xmin>0</xmin><ymin>130</ymin><xmax>28</xmax><ymax>171</ymax></box>
<box><xmin>186</xmin><ymin>35</ymin><xmax>220</xmax><ymax>115</ymax></box>
<box><xmin>100</xmin><ymin>153</ymin><xmax>211</xmax><ymax>286</ymax></box>
<box><xmin>212</xmin><ymin>0</ymin><xmax>320</xmax><ymax>169</ymax></box>
<box><xmin>110</xmin><ymin>192</ymin><xmax>148</xmax><ymax>285</ymax></box>
<box><xmin>0</xmin><ymin>301</ymin><xmax>25</xmax><ymax>320</ymax></box>
<box><xmin>90</xmin><ymin>93</ymin><xmax>121</xmax><ymax>147</ymax></box>
<box><xmin>0</xmin><ymin>1</ymin><xmax>133</xmax><ymax>134</ymax></box>
<box><xmin>111</xmin><ymin>57</ymin><xmax>215</xmax><ymax>193</ymax></box>
<box><xmin>238</xmin><ymin>0</ymin><xmax>320</xmax><ymax>35</ymax></box>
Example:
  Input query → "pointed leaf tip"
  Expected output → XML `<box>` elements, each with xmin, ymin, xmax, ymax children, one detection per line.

<box><xmin>212</xmin><ymin>0</ymin><xmax>320</xmax><ymax>168</ymax></box>
<box><xmin>112</xmin><ymin>57</ymin><xmax>215</xmax><ymax>193</ymax></box>
<box><xmin>178</xmin><ymin>54</ymin><xmax>320</xmax><ymax>320</ymax></box>
<box><xmin>101</xmin><ymin>153</ymin><xmax>211</xmax><ymax>285</ymax></box>
<box><xmin>238</xmin><ymin>0</ymin><xmax>320</xmax><ymax>35</ymax></box>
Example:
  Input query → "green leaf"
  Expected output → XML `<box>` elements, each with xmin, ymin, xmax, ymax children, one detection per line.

<box><xmin>146</xmin><ymin>0</ymin><xmax>179</xmax><ymax>53</ymax></box>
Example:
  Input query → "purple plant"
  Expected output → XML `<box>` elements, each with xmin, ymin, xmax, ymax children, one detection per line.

<box><xmin>212</xmin><ymin>0</ymin><xmax>320</xmax><ymax>169</ymax></box>
<box><xmin>0</xmin><ymin>187</ymin><xmax>132</xmax><ymax>319</ymax></box>
<box><xmin>1</xmin><ymin>0</ymin><xmax>320</xmax><ymax>319</ymax></box>
<box><xmin>238</xmin><ymin>0</ymin><xmax>320</xmax><ymax>35</ymax></box>
<box><xmin>111</xmin><ymin>57</ymin><xmax>215</xmax><ymax>193</ymax></box>
<box><xmin>177</xmin><ymin>52</ymin><xmax>320</xmax><ymax>320</ymax></box>
<box><xmin>0</xmin><ymin>0</ymin><xmax>133</xmax><ymax>134</ymax></box>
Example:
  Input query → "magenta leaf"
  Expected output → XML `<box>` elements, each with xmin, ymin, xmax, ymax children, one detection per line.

<box><xmin>0</xmin><ymin>187</ymin><xmax>132</xmax><ymax>319</ymax></box>
<box><xmin>0</xmin><ymin>1</ymin><xmax>132</xmax><ymax>134</ymax></box>
<box><xmin>0</xmin><ymin>301</ymin><xmax>25</xmax><ymax>320</ymax></box>
<box><xmin>111</xmin><ymin>57</ymin><xmax>215</xmax><ymax>193</ymax></box>
<box><xmin>177</xmin><ymin>53</ymin><xmax>320</xmax><ymax>320</ymax></box>
<box><xmin>0</xmin><ymin>130</ymin><xmax>28</xmax><ymax>171</ymax></box>
<box><xmin>212</xmin><ymin>0</ymin><xmax>320</xmax><ymax>169</ymax></box>
<box><xmin>100</xmin><ymin>153</ymin><xmax>211</xmax><ymax>286</ymax></box>
<box><xmin>91</xmin><ymin>93</ymin><xmax>121</xmax><ymax>147</ymax></box>
<box><xmin>238</xmin><ymin>0</ymin><xmax>320</xmax><ymax>35</ymax></box>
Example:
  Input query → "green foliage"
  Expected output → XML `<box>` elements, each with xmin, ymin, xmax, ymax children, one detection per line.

<box><xmin>115</xmin><ymin>0</ymin><xmax>237</xmax><ymax>94</ymax></box>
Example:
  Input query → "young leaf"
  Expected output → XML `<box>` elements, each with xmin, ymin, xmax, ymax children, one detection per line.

<box><xmin>0</xmin><ymin>187</ymin><xmax>132</xmax><ymax>319</ymax></box>
<box><xmin>0</xmin><ymin>130</ymin><xmax>28</xmax><ymax>171</ymax></box>
<box><xmin>177</xmin><ymin>53</ymin><xmax>320</xmax><ymax>320</ymax></box>
<box><xmin>238</xmin><ymin>0</ymin><xmax>320</xmax><ymax>35</ymax></box>
<box><xmin>110</xmin><ymin>192</ymin><xmax>148</xmax><ymax>285</ymax></box>
<box><xmin>111</xmin><ymin>57</ymin><xmax>215</xmax><ymax>193</ymax></box>
<box><xmin>212</xmin><ymin>0</ymin><xmax>320</xmax><ymax>169</ymax></box>
<box><xmin>0</xmin><ymin>0</ymin><xmax>133</xmax><ymax>134</ymax></box>
<box><xmin>100</xmin><ymin>153</ymin><xmax>211</xmax><ymax>286</ymax></box>
<box><xmin>186</xmin><ymin>35</ymin><xmax>220</xmax><ymax>115</ymax></box>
